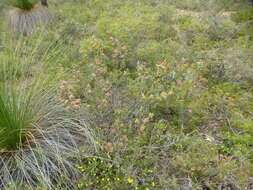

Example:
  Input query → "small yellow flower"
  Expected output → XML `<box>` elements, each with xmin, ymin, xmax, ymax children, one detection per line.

<box><xmin>127</xmin><ymin>178</ymin><xmax>134</xmax><ymax>183</ymax></box>
<box><xmin>76</xmin><ymin>165</ymin><xmax>83</xmax><ymax>170</ymax></box>
<box><xmin>151</xmin><ymin>182</ymin><xmax>155</xmax><ymax>187</ymax></box>
<box><xmin>145</xmin><ymin>188</ymin><xmax>150</xmax><ymax>190</ymax></box>
<box><xmin>116</xmin><ymin>177</ymin><xmax>120</xmax><ymax>181</ymax></box>
<box><xmin>77</xmin><ymin>183</ymin><xmax>83</xmax><ymax>188</ymax></box>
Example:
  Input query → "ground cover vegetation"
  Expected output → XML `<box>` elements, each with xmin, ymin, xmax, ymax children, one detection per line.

<box><xmin>0</xmin><ymin>0</ymin><xmax>253</xmax><ymax>189</ymax></box>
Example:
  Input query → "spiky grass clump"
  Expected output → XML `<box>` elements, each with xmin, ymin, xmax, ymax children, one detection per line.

<box><xmin>0</xmin><ymin>84</ymin><xmax>36</xmax><ymax>150</ymax></box>
<box><xmin>0</xmin><ymin>35</ymin><xmax>97</xmax><ymax>189</ymax></box>
<box><xmin>3</xmin><ymin>0</ymin><xmax>40</xmax><ymax>10</ymax></box>
<box><xmin>3</xmin><ymin>0</ymin><xmax>51</xmax><ymax>35</ymax></box>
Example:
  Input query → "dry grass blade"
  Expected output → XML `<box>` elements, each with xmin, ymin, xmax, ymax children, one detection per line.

<box><xmin>8</xmin><ymin>6</ymin><xmax>51</xmax><ymax>35</ymax></box>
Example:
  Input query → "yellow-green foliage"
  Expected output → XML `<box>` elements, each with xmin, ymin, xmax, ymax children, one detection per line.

<box><xmin>0</xmin><ymin>0</ymin><xmax>253</xmax><ymax>189</ymax></box>
<box><xmin>76</xmin><ymin>0</ymin><xmax>253</xmax><ymax>188</ymax></box>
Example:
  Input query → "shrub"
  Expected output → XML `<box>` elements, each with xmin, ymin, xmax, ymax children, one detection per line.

<box><xmin>0</xmin><ymin>0</ymin><xmax>252</xmax><ymax>189</ymax></box>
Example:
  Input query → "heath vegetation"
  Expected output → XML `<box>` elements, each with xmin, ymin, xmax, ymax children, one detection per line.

<box><xmin>0</xmin><ymin>0</ymin><xmax>252</xmax><ymax>189</ymax></box>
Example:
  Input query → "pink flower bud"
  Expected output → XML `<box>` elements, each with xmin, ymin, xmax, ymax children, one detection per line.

<box><xmin>59</xmin><ymin>85</ymin><xmax>65</xmax><ymax>90</ymax></box>
<box><xmin>69</xmin><ymin>95</ymin><xmax>75</xmax><ymax>99</ymax></box>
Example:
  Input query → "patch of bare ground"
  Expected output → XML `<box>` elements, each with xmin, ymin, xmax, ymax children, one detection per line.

<box><xmin>176</xmin><ymin>9</ymin><xmax>236</xmax><ymax>18</ymax></box>
<box><xmin>176</xmin><ymin>9</ymin><xmax>202</xmax><ymax>17</ymax></box>
<box><xmin>219</xmin><ymin>11</ymin><xmax>236</xmax><ymax>18</ymax></box>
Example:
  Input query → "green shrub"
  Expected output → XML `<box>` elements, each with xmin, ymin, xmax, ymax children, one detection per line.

<box><xmin>0</xmin><ymin>0</ymin><xmax>252</xmax><ymax>189</ymax></box>
<box><xmin>231</xmin><ymin>8</ymin><xmax>253</xmax><ymax>23</ymax></box>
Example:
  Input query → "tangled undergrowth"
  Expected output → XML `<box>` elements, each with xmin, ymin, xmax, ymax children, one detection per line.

<box><xmin>0</xmin><ymin>0</ymin><xmax>253</xmax><ymax>189</ymax></box>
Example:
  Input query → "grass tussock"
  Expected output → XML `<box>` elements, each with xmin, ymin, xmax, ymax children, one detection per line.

<box><xmin>2</xmin><ymin>0</ymin><xmax>51</xmax><ymax>35</ymax></box>
<box><xmin>3</xmin><ymin>0</ymin><xmax>40</xmax><ymax>10</ymax></box>
<box><xmin>8</xmin><ymin>6</ymin><xmax>50</xmax><ymax>35</ymax></box>
<box><xmin>0</xmin><ymin>34</ymin><xmax>97</xmax><ymax>189</ymax></box>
